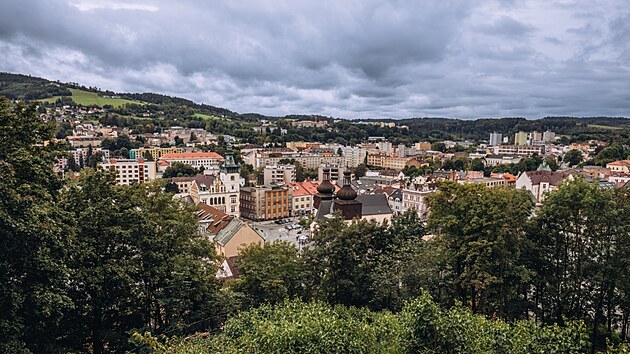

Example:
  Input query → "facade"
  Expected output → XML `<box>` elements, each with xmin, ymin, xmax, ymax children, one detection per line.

<box><xmin>401</xmin><ymin>189</ymin><xmax>434</xmax><ymax>220</ymax></box>
<box><xmin>492</xmin><ymin>145</ymin><xmax>544</xmax><ymax>156</ymax></box>
<box><xmin>489</xmin><ymin>132</ymin><xmax>502</xmax><ymax>146</ymax></box>
<box><xmin>485</xmin><ymin>155</ymin><xmax>522</xmax><ymax>167</ymax></box>
<box><xmin>158</xmin><ymin>152</ymin><xmax>224</xmax><ymax>169</ymax></box>
<box><xmin>240</xmin><ymin>185</ymin><xmax>292</xmax><ymax>221</ymax></box>
<box><xmin>129</xmin><ymin>147</ymin><xmax>183</xmax><ymax>160</ymax></box>
<box><xmin>66</xmin><ymin>135</ymin><xmax>102</xmax><ymax>148</ymax></box>
<box><xmin>367</xmin><ymin>153</ymin><xmax>419</xmax><ymax>170</ymax></box>
<box><xmin>196</xmin><ymin>203</ymin><xmax>264</xmax><ymax>258</ymax></box>
<box><xmin>318</xmin><ymin>164</ymin><xmax>347</xmax><ymax>183</ymax></box>
<box><xmin>607</xmin><ymin>160</ymin><xmax>630</xmax><ymax>173</ymax></box>
<box><xmin>188</xmin><ymin>145</ymin><xmax>241</xmax><ymax>216</ymax></box>
<box><xmin>99</xmin><ymin>158</ymin><xmax>157</xmax><ymax>185</ymax></box>
<box><xmin>459</xmin><ymin>177</ymin><xmax>507</xmax><ymax>188</ymax></box>
<box><xmin>515</xmin><ymin>170</ymin><xmax>574</xmax><ymax>204</ymax></box>
<box><xmin>542</xmin><ymin>130</ymin><xmax>556</xmax><ymax>142</ymax></box>
<box><xmin>263</xmin><ymin>164</ymin><xmax>296</xmax><ymax>185</ymax></box>
<box><xmin>168</xmin><ymin>176</ymin><xmax>196</xmax><ymax>194</ymax></box>
<box><xmin>514</xmin><ymin>131</ymin><xmax>528</xmax><ymax>146</ymax></box>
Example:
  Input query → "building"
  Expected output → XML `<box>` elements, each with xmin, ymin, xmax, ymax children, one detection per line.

<box><xmin>485</xmin><ymin>155</ymin><xmax>522</xmax><ymax>167</ymax></box>
<box><xmin>315</xmin><ymin>171</ymin><xmax>393</xmax><ymax>223</ymax></box>
<box><xmin>263</xmin><ymin>164</ymin><xmax>296</xmax><ymax>185</ymax></box>
<box><xmin>514</xmin><ymin>131</ymin><xmax>528</xmax><ymax>146</ymax></box>
<box><xmin>167</xmin><ymin>176</ymin><xmax>196</xmax><ymax>194</ymax></box>
<box><xmin>459</xmin><ymin>177</ymin><xmax>507</xmax><ymax>188</ymax></box>
<box><xmin>287</xmin><ymin>182</ymin><xmax>314</xmax><ymax>216</ymax></box>
<box><xmin>158</xmin><ymin>151</ymin><xmax>225</xmax><ymax>169</ymax></box>
<box><xmin>542</xmin><ymin>130</ymin><xmax>556</xmax><ymax>142</ymax></box>
<box><xmin>188</xmin><ymin>144</ymin><xmax>241</xmax><ymax>216</ymax></box>
<box><xmin>401</xmin><ymin>189</ymin><xmax>435</xmax><ymax>220</ymax></box>
<box><xmin>607</xmin><ymin>160</ymin><xmax>630</xmax><ymax>173</ymax></box>
<box><xmin>66</xmin><ymin>135</ymin><xmax>102</xmax><ymax>148</ymax></box>
<box><xmin>291</xmin><ymin>120</ymin><xmax>328</xmax><ymax>128</ymax></box>
<box><xmin>515</xmin><ymin>166</ymin><xmax>574</xmax><ymax>204</ymax></box>
<box><xmin>129</xmin><ymin>147</ymin><xmax>183</xmax><ymax>160</ymax></box>
<box><xmin>240</xmin><ymin>185</ymin><xmax>292</xmax><ymax>221</ymax></box>
<box><xmin>99</xmin><ymin>158</ymin><xmax>157</xmax><ymax>185</ymax></box>
<box><xmin>489</xmin><ymin>132</ymin><xmax>502</xmax><ymax>146</ymax></box>
<box><xmin>387</xmin><ymin>189</ymin><xmax>403</xmax><ymax>215</ymax></box>
<box><xmin>367</xmin><ymin>154</ymin><xmax>421</xmax><ymax>170</ymax></box>
<box><xmin>492</xmin><ymin>145</ymin><xmax>544</xmax><ymax>156</ymax></box>
<box><xmin>196</xmin><ymin>203</ymin><xmax>264</xmax><ymax>258</ymax></box>
<box><xmin>318</xmin><ymin>164</ymin><xmax>348</xmax><ymax>183</ymax></box>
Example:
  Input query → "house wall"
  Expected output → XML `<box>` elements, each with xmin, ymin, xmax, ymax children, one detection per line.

<box><xmin>218</xmin><ymin>224</ymin><xmax>264</xmax><ymax>258</ymax></box>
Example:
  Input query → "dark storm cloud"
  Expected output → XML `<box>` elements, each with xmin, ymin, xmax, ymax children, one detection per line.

<box><xmin>0</xmin><ymin>0</ymin><xmax>629</xmax><ymax>118</ymax></box>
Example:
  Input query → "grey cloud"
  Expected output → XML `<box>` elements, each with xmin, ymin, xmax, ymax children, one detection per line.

<box><xmin>0</xmin><ymin>0</ymin><xmax>629</xmax><ymax>118</ymax></box>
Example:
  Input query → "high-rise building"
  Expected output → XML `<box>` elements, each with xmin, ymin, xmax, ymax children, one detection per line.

<box><xmin>263</xmin><ymin>164</ymin><xmax>296</xmax><ymax>185</ymax></box>
<box><xmin>489</xmin><ymin>132</ymin><xmax>502</xmax><ymax>146</ymax></box>
<box><xmin>514</xmin><ymin>131</ymin><xmax>528</xmax><ymax>146</ymax></box>
<box><xmin>542</xmin><ymin>130</ymin><xmax>556</xmax><ymax>142</ymax></box>
<box><xmin>99</xmin><ymin>158</ymin><xmax>157</xmax><ymax>185</ymax></box>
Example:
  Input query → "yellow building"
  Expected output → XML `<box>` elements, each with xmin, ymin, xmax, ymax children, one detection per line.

<box><xmin>129</xmin><ymin>147</ymin><xmax>183</xmax><ymax>160</ymax></box>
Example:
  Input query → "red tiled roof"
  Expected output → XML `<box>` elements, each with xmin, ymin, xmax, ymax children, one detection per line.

<box><xmin>197</xmin><ymin>203</ymin><xmax>233</xmax><ymax>234</ymax></box>
<box><xmin>607</xmin><ymin>160</ymin><xmax>630</xmax><ymax>167</ymax></box>
<box><xmin>160</xmin><ymin>152</ymin><xmax>224</xmax><ymax>159</ymax></box>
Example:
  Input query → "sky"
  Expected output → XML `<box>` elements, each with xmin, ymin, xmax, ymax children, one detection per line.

<box><xmin>0</xmin><ymin>0</ymin><xmax>629</xmax><ymax>119</ymax></box>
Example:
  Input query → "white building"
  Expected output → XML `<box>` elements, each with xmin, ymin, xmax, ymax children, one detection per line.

<box><xmin>189</xmin><ymin>146</ymin><xmax>241</xmax><ymax>216</ymax></box>
<box><xmin>99</xmin><ymin>158</ymin><xmax>157</xmax><ymax>185</ymax></box>
<box><xmin>264</xmin><ymin>164</ymin><xmax>296</xmax><ymax>185</ymax></box>
<box><xmin>489</xmin><ymin>132</ymin><xmax>502</xmax><ymax>146</ymax></box>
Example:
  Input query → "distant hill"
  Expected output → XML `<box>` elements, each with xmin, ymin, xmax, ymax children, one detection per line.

<box><xmin>0</xmin><ymin>72</ymin><xmax>71</xmax><ymax>100</ymax></box>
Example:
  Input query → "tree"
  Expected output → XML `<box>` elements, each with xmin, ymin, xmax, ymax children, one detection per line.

<box><xmin>471</xmin><ymin>158</ymin><xmax>485</xmax><ymax>171</ymax></box>
<box><xmin>526</xmin><ymin>179</ymin><xmax>630</xmax><ymax>351</ymax></box>
<box><xmin>431</xmin><ymin>142</ymin><xmax>446</xmax><ymax>152</ymax></box>
<box><xmin>305</xmin><ymin>216</ymin><xmax>390</xmax><ymax>307</ymax></box>
<box><xmin>60</xmin><ymin>171</ymin><xmax>223</xmax><ymax>353</ymax></box>
<box><xmin>426</xmin><ymin>182</ymin><xmax>534</xmax><ymax>319</ymax></box>
<box><xmin>234</xmin><ymin>242</ymin><xmax>304</xmax><ymax>307</ymax></box>
<box><xmin>162</xmin><ymin>162</ymin><xmax>199</xmax><ymax>178</ymax></box>
<box><xmin>0</xmin><ymin>98</ymin><xmax>73</xmax><ymax>353</ymax></box>
<box><xmin>563</xmin><ymin>149</ymin><xmax>584</xmax><ymax>167</ymax></box>
<box><xmin>354</xmin><ymin>163</ymin><xmax>367</xmax><ymax>178</ymax></box>
<box><xmin>87</xmin><ymin>151</ymin><xmax>104</xmax><ymax>168</ymax></box>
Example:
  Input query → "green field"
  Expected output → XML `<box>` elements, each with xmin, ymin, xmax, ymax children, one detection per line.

<box><xmin>39</xmin><ymin>88</ymin><xmax>143</xmax><ymax>107</ymax></box>
<box><xmin>193</xmin><ymin>112</ymin><xmax>229</xmax><ymax>120</ymax></box>
<box><xmin>586</xmin><ymin>124</ymin><xmax>624</xmax><ymax>130</ymax></box>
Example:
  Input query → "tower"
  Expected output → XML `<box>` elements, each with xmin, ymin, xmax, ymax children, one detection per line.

<box><xmin>313</xmin><ymin>167</ymin><xmax>335</xmax><ymax>209</ymax></box>
<box><xmin>333</xmin><ymin>170</ymin><xmax>362</xmax><ymax>220</ymax></box>
<box><xmin>220</xmin><ymin>141</ymin><xmax>241</xmax><ymax>216</ymax></box>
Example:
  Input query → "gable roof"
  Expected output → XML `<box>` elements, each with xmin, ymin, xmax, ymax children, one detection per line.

<box><xmin>315</xmin><ymin>194</ymin><xmax>393</xmax><ymax>219</ymax></box>
<box><xmin>196</xmin><ymin>203</ymin><xmax>233</xmax><ymax>235</ymax></box>
<box><xmin>524</xmin><ymin>170</ymin><xmax>573</xmax><ymax>186</ymax></box>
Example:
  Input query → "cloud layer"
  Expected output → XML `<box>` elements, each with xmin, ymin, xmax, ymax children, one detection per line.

<box><xmin>1</xmin><ymin>0</ymin><xmax>629</xmax><ymax>118</ymax></box>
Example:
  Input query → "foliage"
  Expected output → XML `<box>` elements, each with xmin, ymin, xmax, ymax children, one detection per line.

<box><xmin>426</xmin><ymin>182</ymin><xmax>535</xmax><ymax>319</ymax></box>
<box><xmin>234</xmin><ymin>242</ymin><xmax>304</xmax><ymax>307</ymax></box>
<box><xmin>162</xmin><ymin>162</ymin><xmax>200</xmax><ymax>178</ymax></box>
<box><xmin>0</xmin><ymin>98</ymin><xmax>73</xmax><ymax>353</ymax></box>
<box><xmin>563</xmin><ymin>149</ymin><xmax>584</xmax><ymax>167</ymax></box>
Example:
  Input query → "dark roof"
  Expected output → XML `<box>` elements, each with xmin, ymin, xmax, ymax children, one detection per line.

<box><xmin>193</xmin><ymin>174</ymin><xmax>216</xmax><ymax>187</ymax></box>
<box><xmin>315</xmin><ymin>194</ymin><xmax>392</xmax><ymax>219</ymax></box>
<box><xmin>388</xmin><ymin>189</ymin><xmax>403</xmax><ymax>200</ymax></box>
<box><xmin>356</xmin><ymin>194</ymin><xmax>393</xmax><ymax>216</ymax></box>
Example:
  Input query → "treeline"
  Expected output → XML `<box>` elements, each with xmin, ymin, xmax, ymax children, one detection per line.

<box><xmin>0</xmin><ymin>72</ymin><xmax>71</xmax><ymax>100</ymax></box>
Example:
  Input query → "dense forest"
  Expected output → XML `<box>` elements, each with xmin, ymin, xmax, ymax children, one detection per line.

<box><xmin>3</xmin><ymin>97</ymin><xmax>630</xmax><ymax>353</ymax></box>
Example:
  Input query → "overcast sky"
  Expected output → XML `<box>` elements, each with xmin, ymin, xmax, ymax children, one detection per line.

<box><xmin>1</xmin><ymin>0</ymin><xmax>629</xmax><ymax>119</ymax></box>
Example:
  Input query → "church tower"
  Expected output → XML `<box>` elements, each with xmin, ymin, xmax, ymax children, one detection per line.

<box><xmin>220</xmin><ymin>141</ymin><xmax>241</xmax><ymax>216</ymax></box>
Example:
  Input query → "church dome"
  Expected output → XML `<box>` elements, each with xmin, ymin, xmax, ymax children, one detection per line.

<box><xmin>336</xmin><ymin>185</ymin><xmax>357</xmax><ymax>200</ymax></box>
<box><xmin>317</xmin><ymin>179</ymin><xmax>335</xmax><ymax>194</ymax></box>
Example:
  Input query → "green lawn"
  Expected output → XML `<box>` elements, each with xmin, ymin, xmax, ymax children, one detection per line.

<box><xmin>587</xmin><ymin>124</ymin><xmax>624</xmax><ymax>131</ymax></box>
<box><xmin>39</xmin><ymin>88</ymin><xmax>143</xmax><ymax>107</ymax></box>
<box><xmin>193</xmin><ymin>113</ymin><xmax>220</xmax><ymax>120</ymax></box>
